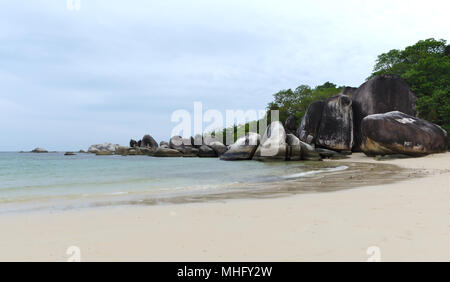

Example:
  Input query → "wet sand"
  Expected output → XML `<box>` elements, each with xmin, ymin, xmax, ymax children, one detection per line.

<box><xmin>0</xmin><ymin>152</ymin><xmax>449</xmax><ymax>261</ymax></box>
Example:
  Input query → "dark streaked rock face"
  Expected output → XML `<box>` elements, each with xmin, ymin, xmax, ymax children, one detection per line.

<box><xmin>129</xmin><ymin>139</ymin><xmax>137</xmax><ymax>148</ymax></box>
<box><xmin>316</xmin><ymin>94</ymin><xmax>354</xmax><ymax>151</ymax></box>
<box><xmin>253</xmin><ymin>121</ymin><xmax>287</xmax><ymax>161</ymax></box>
<box><xmin>284</xmin><ymin>114</ymin><xmax>298</xmax><ymax>134</ymax></box>
<box><xmin>297</xmin><ymin>100</ymin><xmax>325</xmax><ymax>144</ymax></box>
<box><xmin>220</xmin><ymin>133</ymin><xmax>260</xmax><ymax>161</ymax></box>
<box><xmin>361</xmin><ymin>111</ymin><xmax>448</xmax><ymax>156</ymax></box>
<box><xmin>352</xmin><ymin>75</ymin><xmax>417</xmax><ymax>151</ymax></box>
<box><xmin>142</xmin><ymin>135</ymin><xmax>158</xmax><ymax>149</ymax></box>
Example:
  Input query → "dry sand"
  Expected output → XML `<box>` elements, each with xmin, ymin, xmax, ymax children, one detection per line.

<box><xmin>0</xmin><ymin>152</ymin><xmax>449</xmax><ymax>262</ymax></box>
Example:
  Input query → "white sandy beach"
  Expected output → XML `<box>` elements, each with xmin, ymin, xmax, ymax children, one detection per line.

<box><xmin>0</xmin><ymin>152</ymin><xmax>449</xmax><ymax>262</ymax></box>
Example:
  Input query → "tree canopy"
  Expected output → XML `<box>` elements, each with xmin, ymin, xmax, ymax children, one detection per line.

<box><xmin>267</xmin><ymin>82</ymin><xmax>343</xmax><ymax>124</ymax></box>
<box><xmin>216</xmin><ymin>38</ymin><xmax>449</xmax><ymax>142</ymax></box>
<box><xmin>370</xmin><ymin>38</ymin><xmax>450</xmax><ymax>132</ymax></box>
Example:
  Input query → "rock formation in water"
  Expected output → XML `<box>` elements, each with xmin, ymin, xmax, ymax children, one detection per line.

<box><xmin>361</xmin><ymin>111</ymin><xmax>448</xmax><ymax>156</ymax></box>
<box><xmin>115</xmin><ymin>146</ymin><xmax>130</xmax><ymax>156</ymax></box>
<box><xmin>253</xmin><ymin>121</ymin><xmax>287</xmax><ymax>161</ymax></box>
<box><xmin>197</xmin><ymin>145</ymin><xmax>217</xmax><ymax>158</ymax></box>
<box><xmin>208</xmin><ymin>141</ymin><xmax>228</xmax><ymax>156</ymax></box>
<box><xmin>220</xmin><ymin>133</ymin><xmax>261</xmax><ymax>161</ymax></box>
<box><xmin>316</xmin><ymin>94</ymin><xmax>354</xmax><ymax>151</ymax></box>
<box><xmin>169</xmin><ymin>136</ymin><xmax>198</xmax><ymax>156</ymax></box>
<box><xmin>142</xmin><ymin>134</ymin><xmax>158</xmax><ymax>150</ymax></box>
<box><xmin>285</xmin><ymin>134</ymin><xmax>302</xmax><ymax>161</ymax></box>
<box><xmin>352</xmin><ymin>75</ymin><xmax>417</xmax><ymax>151</ymax></box>
<box><xmin>31</xmin><ymin>147</ymin><xmax>48</xmax><ymax>153</ymax></box>
<box><xmin>153</xmin><ymin>147</ymin><xmax>183</xmax><ymax>157</ymax></box>
<box><xmin>88</xmin><ymin>143</ymin><xmax>119</xmax><ymax>153</ymax></box>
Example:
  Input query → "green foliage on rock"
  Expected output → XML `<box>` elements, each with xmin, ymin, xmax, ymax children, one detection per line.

<box><xmin>267</xmin><ymin>82</ymin><xmax>344</xmax><ymax>125</ymax></box>
<box><xmin>370</xmin><ymin>38</ymin><xmax>450</xmax><ymax>132</ymax></box>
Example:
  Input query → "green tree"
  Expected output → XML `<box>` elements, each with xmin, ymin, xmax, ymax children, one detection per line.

<box><xmin>371</xmin><ymin>38</ymin><xmax>450</xmax><ymax>132</ymax></box>
<box><xmin>267</xmin><ymin>82</ymin><xmax>343</xmax><ymax>125</ymax></box>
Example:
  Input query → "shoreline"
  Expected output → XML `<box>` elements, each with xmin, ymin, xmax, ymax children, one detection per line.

<box><xmin>0</xmin><ymin>152</ymin><xmax>448</xmax><ymax>261</ymax></box>
<box><xmin>0</xmin><ymin>157</ymin><xmax>409</xmax><ymax>215</ymax></box>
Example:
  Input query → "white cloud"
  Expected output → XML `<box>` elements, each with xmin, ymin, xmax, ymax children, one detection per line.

<box><xmin>0</xmin><ymin>0</ymin><xmax>448</xmax><ymax>150</ymax></box>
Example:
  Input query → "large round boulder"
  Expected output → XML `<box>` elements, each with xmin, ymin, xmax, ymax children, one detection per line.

<box><xmin>352</xmin><ymin>75</ymin><xmax>417</xmax><ymax>151</ymax></box>
<box><xmin>253</xmin><ymin>121</ymin><xmax>287</xmax><ymax>161</ymax></box>
<box><xmin>220</xmin><ymin>133</ymin><xmax>261</xmax><ymax>161</ymax></box>
<box><xmin>142</xmin><ymin>134</ymin><xmax>158</xmax><ymax>150</ymax></box>
<box><xmin>297</xmin><ymin>100</ymin><xmax>325</xmax><ymax>144</ymax></box>
<box><xmin>361</xmin><ymin>111</ymin><xmax>448</xmax><ymax>156</ymax></box>
<box><xmin>316</xmin><ymin>94</ymin><xmax>354</xmax><ymax>151</ymax></box>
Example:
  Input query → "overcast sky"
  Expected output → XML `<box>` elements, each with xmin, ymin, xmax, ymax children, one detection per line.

<box><xmin>0</xmin><ymin>0</ymin><xmax>449</xmax><ymax>151</ymax></box>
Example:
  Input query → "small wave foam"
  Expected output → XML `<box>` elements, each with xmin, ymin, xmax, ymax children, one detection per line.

<box><xmin>282</xmin><ymin>165</ymin><xmax>348</xmax><ymax>179</ymax></box>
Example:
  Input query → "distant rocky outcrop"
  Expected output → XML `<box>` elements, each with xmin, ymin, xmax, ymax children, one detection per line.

<box><xmin>88</xmin><ymin>143</ymin><xmax>119</xmax><ymax>153</ymax></box>
<box><xmin>208</xmin><ymin>141</ymin><xmax>228</xmax><ymax>156</ymax></box>
<box><xmin>352</xmin><ymin>75</ymin><xmax>417</xmax><ymax>151</ymax></box>
<box><xmin>361</xmin><ymin>111</ymin><xmax>448</xmax><ymax>156</ymax></box>
<box><xmin>169</xmin><ymin>136</ymin><xmax>198</xmax><ymax>156</ymax></box>
<box><xmin>129</xmin><ymin>139</ymin><xmax>137</xmax><ymax>148</ymax></box>
<box><xmin>220</xmin><ymin>133</ymin><xmax>261</xmax><ymax>161</ymax></box>
<box><xmin>197</xmin><ymin>145</ymin><xmax>217</xmax><ymax>158</ymax></box>
<box><xmin>64</xmin><ymin>152</ymin><xmax>76</xmax><ymax>156</ymax></box>
<box><xmin>115</xmin><ymin>146</ymin><xmax>130</xmax><ymax>156</ymax></box>
<box><xmin>142</xmin><ymin>134</ymin><xmax>158</xmax><ymax>150</ymax></box>
<box><xmin>316</xmin><ymin>94</ymin><xmax>354</xmax><ymax>151</ymax></box>
<box><xmin>154</xmin><ymin>147</ymin><xmax>183</xmax><ymax>157</ymax></box>
<box><xmin>95</xmin><ymin>151</ymin><xmax>113</xmax><ymax>156</ymax></box>
<box><xmin>31</xmin><ymin>147</ymin><xmax>48</xmax><ymax>153</ymax></box>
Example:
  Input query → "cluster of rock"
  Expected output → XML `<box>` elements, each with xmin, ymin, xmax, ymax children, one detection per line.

<box><xmin>30</xmin><ymin>147</ymin><xmax>48</xmax><ymax>153</ymax></box>
<box><xmin>86</xmin><ymin>75</ymin><xmax>447</xmax><ymax>160</ymax></box>
<box><xmin>297</xmin><ymin>74</ymin><xmax>448</xmax><ymax>157</ymax></box>
<box><xmin>88</xmin><ymin>143</ymin><xmax>120</xmax><ymax>155</ymax></box>
<box><xmin>87</xmin><ymin>134</ymin><xmax>229</xmax><ymax>158</ymax></box>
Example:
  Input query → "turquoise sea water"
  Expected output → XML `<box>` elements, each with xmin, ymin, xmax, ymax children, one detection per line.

<box><xmin>0</xmin><ymin>152</ymin><xmax>347</xmax><ymax>213</ymax></box>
